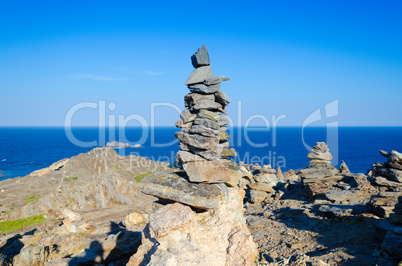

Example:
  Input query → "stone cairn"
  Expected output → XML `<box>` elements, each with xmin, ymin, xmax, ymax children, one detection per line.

<box><xmin>367</xmin><ymin>151</ymin><xmax>402</xmax><ymax>260</ymax></box>
<box><xmin>300</xmin><ymin>142</ymin><xmax>341</xmax><ymax>199</ymax></box>
<box><xmin>175</xmin><ymin>45</ymin><xmax>236</xmax><ymax>183</ymax></box>
<box><xmin>366</xmin><ymin>150</ymin><xmax>402</xmax><ymax>218</ymax></box>
<box><xmin>131</xmin><ymin>46</ymin><xmax>258</xmax><ymax>265</ymax></box>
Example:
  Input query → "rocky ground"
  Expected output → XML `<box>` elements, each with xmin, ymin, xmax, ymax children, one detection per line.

<box><xmin>0</xmin><ymin>147</ymin><xmax>401</xmax><ymax>265</ymax></box>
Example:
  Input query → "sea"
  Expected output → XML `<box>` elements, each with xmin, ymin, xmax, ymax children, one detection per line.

<box><xmin>0</xmin><ymin>127</ymin><xmax>401</xmax><ymax>181</ymax></box>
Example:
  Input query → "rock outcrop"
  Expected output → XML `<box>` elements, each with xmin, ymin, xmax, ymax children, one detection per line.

<box><xmin>127</xmin><ymin>188</ymin><xmax>257</xmax><ymax>265</ymax></box>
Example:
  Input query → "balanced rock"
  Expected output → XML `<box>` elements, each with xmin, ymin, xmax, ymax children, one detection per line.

<box><xmin>191</xmin><ymin>45</ymin><xmax>210</xmax><ymax>67</ymax></box>
<box><xmin>188</xmin><ymin>83</ymin><xmax>220</xmax><ymax>94</ymax></box>
<box><xmin>141</xmin><ymin>172</ymin><xmax>224</xmax><ymax>209</ymax></box>
<box><xmin>185</xmin><ymin>66</ymin><xmax>213</xmax><ymax>85</ymax></box>
<box><xmin>204</xmin><ymin>75</ymin><xmax>230</xmax><ymax>85</ymax></box>
<box><xmin>339</xmin><ymin>160</ymin><xmax>350</xmax><ymax>174</ymax></box>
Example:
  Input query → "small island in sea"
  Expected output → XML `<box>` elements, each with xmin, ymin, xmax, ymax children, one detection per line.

<box><xmin>106</xmin><ymin>141</ymin><xmax>142</xmax><ymax>149</ymax></box>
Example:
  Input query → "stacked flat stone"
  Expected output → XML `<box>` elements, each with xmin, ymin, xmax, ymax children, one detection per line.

<box><xmin>390</xmin><ymin>196</ymin><xmax>402</xmax><ymax>225</ymax></box>
<box><xmin>307</xmin><ymin>142</ymin><xmax>332</xmax><ymax>165</ymax></box>
<box><xmin>175</xmin><ymin>45</ymin><xmax>236</xmax><ymax>183</ymax></box>
<box><xmin>300</xmin><ymin>142</ymin><xmax>339</xmax><ymax>180</ymax></box>
<box><xmin>370</xmin><ymin>150</ymin><xmax>402</xmax><ymax>189</ymax></box>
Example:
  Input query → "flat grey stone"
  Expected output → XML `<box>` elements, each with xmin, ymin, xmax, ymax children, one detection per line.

<box><xmin>189</xmin><ymin>125</ymin><xmax>219</xmax><ymax>137</ymax></box>
<box><xmin>188</xmin><ymin>83</ymin><xmax>220</xmax><ymax>94</ymax></box>
<box><xmin>191</xmin><ymin>100</ymin><xmax>222</xmax><ymax>111</ymax></box>
<box><xmin>197</xmin><ymin>109</ymin><xmax>220</xmax><ymax>122</ymax></box>
<box><xmin>141</xmin><ymin>172</ymin><xmax>223</xmax><ymax>209</ymax></box>
<box><xmin>218</xmin><ymin>117</ymin><xmax>230</xmax><ymax>126</ymax></box>
<box><xmin>222</xmin><ymin>148</ymin><xmax>237</xmax><ymax>158</ymax></box>
<box><xmin>176</xmin><ymin>151</ymin><xmax>204</xmax><ymax>163</ymax></box>
<box><xmin>185</xmin><ymin>66</ymin><xmax>213</xmax><ymax>85</ymax></box>
<box><xmin>180</xmin><ymin>109</ymin><xmax>197</xmax><ymax>124</ymax></box>
<box><xmin>300</xmin><ymin>164</ymin><xmax>339</xmax><ymax>179</ymax></box>
<box><xmin>193</xmin><ymin>118</ymin><xmax>219</xmax><ymax>130</ymax></box>
<box><xmin>191</xmin><ymin>45</ymin><xmax>210</xmax><ymax>68</ymax></box>
<box><xmin>175</xmin><ymin>131</ymin><xmax>219</xmax><ymax>150</ymax></box>
<box><xmin>373</xmin><ymin>166</ymin><xmax>402</xmax><ymax>182</ymax></box>
<box><xmin>204</xmin><ymin>75</ymin><xmax>230</xmax><ymax>85</ymax></box>
<box><xmin>215</xmin><ymin>90</ymin><xmax>230</xmax><ymax>106</ymax></box>
<box><xmin>184</xmin><ymin>93</ymin><xmax>214</xmax><ymax>108</ymax></box>
<box><xmin>179</xmin><ymin>142</ymin><xmax>222</xmax><ymax>161</ymax></box>
<box><xmin>374</xmin><ymin>176</ymin><xmax>402</xmax><ymax>188</ymax></box>
<box><xmin>219</xmin><ymin>131</ymin><xmax>230</xmax><ymax>143</ymax></box>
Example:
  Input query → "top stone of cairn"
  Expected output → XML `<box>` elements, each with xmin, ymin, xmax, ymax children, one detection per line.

<box><xmin>191</xmin><ymin>45</ymin><xmax>210</xmax><ymax>68</ymax></box>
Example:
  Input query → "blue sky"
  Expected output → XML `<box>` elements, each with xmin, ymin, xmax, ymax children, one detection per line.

<box><xmin>0</xmin><ymin>1</ymin><xmax>401</xmax><ymax>127</ymax></box>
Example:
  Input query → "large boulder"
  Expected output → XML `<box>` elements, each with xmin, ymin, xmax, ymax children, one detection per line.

<box><xmin>127</xmin><ymin>187</ymin><xmax>258</xmax><ymax>265</ymax></box>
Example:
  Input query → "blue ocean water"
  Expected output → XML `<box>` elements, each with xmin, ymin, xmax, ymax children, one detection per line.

<box><xmin>0</xmin><ymin>127</ymin><xmax>401</xmax><ymax>181</ymax></box>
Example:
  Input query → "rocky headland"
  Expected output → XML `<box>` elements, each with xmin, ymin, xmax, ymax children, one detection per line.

<box><xmin>0</xmin><ymin>47</ymin><xmax>401</xmax><ymax>266</ymax></box>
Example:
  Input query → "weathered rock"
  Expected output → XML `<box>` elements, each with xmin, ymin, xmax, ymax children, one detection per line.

<box><xmin>176</xmin><ymin>150</ymin><xmax>204</xmax><ymax>163</ymax></box>
<box><xmin>185</xmin><ymin>66</ymin><xmax>213</xmax><ymax>85</ymax></box>
<box><xmin>183</xmin><ymin>160</ymin><xmax>230</xmax><ymax>183</ymax></box>
<box><xmin>175</xmin><ymin>131</ymin><xmax>219</xmax><ymax>150</ymax></box>
<box><xmin>325</xmin><ymin>190</ymin><xmax>367</xmax><ymax>203</ymax></box>
<box><xmin>193</xmin><ymin>118</ymin><xmax>220</xmax><ymax>130</ymax></box>
<box><xmin>219</xmin><ymin>131</ymin><xmax>230</xmax><ymax>143</ymax></box>
<box><xmin>204</xmin><ymin>75</ymin><xmax>230</xmax><ymax>85</ymax></box>
<box><xmin>197</xmin><ymin>109</ymin><xmax>220</xmax><ymax>122</ymax></box>
<box><xmin>303</xmin><ymin>183</ymin><xmax>330</xmax><ymax>199</ymax></box>
<box><xmin>215</xmin><ymin>90</ymin><xmax>230</xmax><ymax>106</ymax></box>
<box><xmin>191</xmin><ymin>45</ymin><xmax>210</xmax><ymax>68</ymax></box>
<box><xmin>250</xmin><ymin>190</ymin><xmax>268</xmax><ymax>203</ymax></box>
<box><xmin>225</xmin><ymin>169</ymin><xmax>243</xmax><ymax>187</ymax></box>
<box><xmin>319</xmin><ymin>205</ymin><xmax>353</xmax><ymax>218</ymax></box>
<box><xmin>307</xmin><ymin>142</ymin><xmax>333</xmax><ymax>161</ymax></box>
<box><xmin>191</xmin><ymin>100</ymin><xmax>222</xmax><ymax>111</ymax></box>
<box><xmin>248</xmin><ymin>183</ymin><xmax>274</xmax><ymax>193</ymax></box>
<box><xmin>141</xmin><ymin>172</ymin><xmax>224</xmax><ymax>209</ymax></box>
<box><xmin>188</xmin><ymin>83</ymin><xmax>220</xmax><ymax>94</ymax></box>
<box><xmin>276</xmin><ymin>167</ymin><xmax>284</xmax><ymax>179</ymax></box>
<box><xmin>221</xmin><ymin>148</ymin><xmax>237</xmax><ymax>158</ymax></box>
<box><xmin>374</xmin><ymin>176</ymin><xmax>402</xmax><ymax>188</ymax></box>
<box><xmin>254</xmin><ymin>173</ymin><xmax>279</xmax><ymax>187</ymax></box>
<box><xmin>188</xmin><ymin>125</ymin><xmax>219</xmax><ymax>137</ymax></box>
<box><xmin>128</xmin><ymin>188</ymin><xmax>258</xmax><ymax>265</ymax></box>
<box><xmin>372</xmin><ymin>166</ymin><xmax>402</xmax><ymax>182</ymax></box>
<box><xmin>339</xmin><ymin>160</ymin><xmax>350</xmax><ymax>174</ymax></box>
<box><xmin>300</xmin><ymin>164</ymin><xmax>340</xmax><ymax>179</ymax></box>
<box><xmin>218</xmin><ymin>117</ymin><xmax>230</xmax><ymax>126</ymax></box>
<box><xmin>179</xmin><ymin>142</ymin><xmax>222</xmax><ymax>161</ymax></box>
<box><xmin>175</xmin><ymin>119</ymin><xmax>193</xmax><ymax>128</ymax></box>
<box><xmin>184</xmin><ymin>93</ymin><xmax>215</xmax><ymax>108</ymax></box>
<box><xmin>122</xmin><ymin>211</ymin><xmax>146</xmax><ymax>228</ymax></box>
<box><xmin>367</xmin><ymin>195</ymin><xmax>399</xmax><ymax>217</ymax></box>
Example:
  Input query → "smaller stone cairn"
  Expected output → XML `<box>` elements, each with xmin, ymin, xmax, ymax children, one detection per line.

<box><xmin>301</xmin><ymin>142</ymin><xmax>340</xmax><ymax>181</ymax></box>
<box><xmin>243</xmin><ymin>164</ymin><xmax>284</xmax><ymax>204</ymax></box>
<box><xmin>369</xmin><ymin>150</ymin><xmax>402</xmax><ymax>188</ymax></box>
<box><xmin>339</xmin><ymin>160</ymin><xmax>350</xmax><ymax>174</ymax></box>
<box><xmin>300</xmin><ymin>142</ymin><xmax>341</xmax><ymax>199</ymax></box>
<box><xmin>367</xmin><ymin>150</ymin><xmax>402</xmax><ymax>219</ymax></box>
